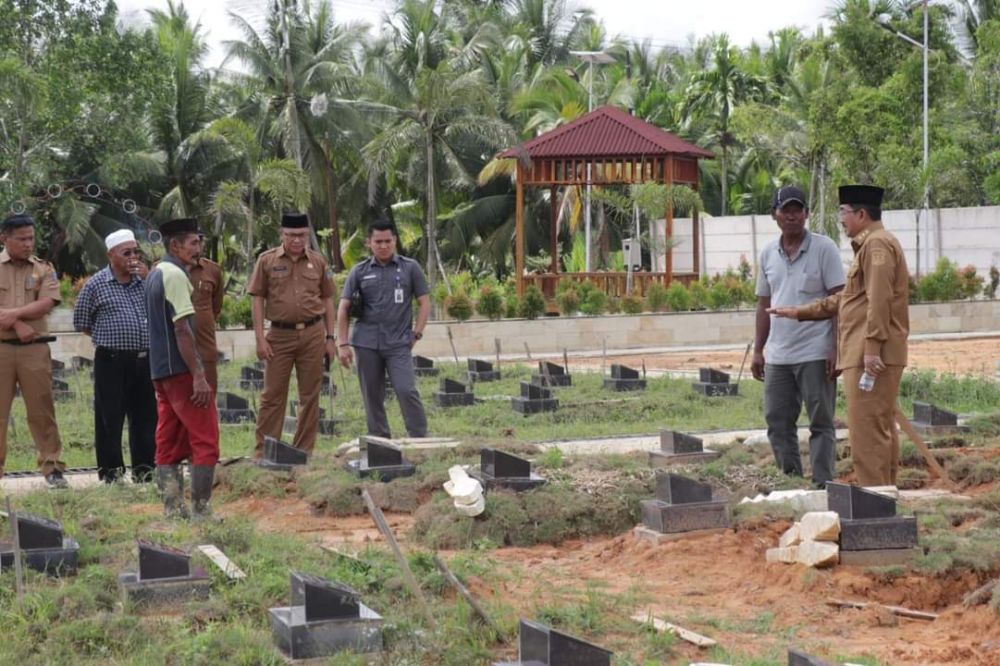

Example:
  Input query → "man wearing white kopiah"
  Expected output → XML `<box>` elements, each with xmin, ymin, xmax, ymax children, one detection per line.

<box><xmin>73</xmin><ymin>229</ymin><xmax>157</xmax><ymax>483</ymax></box>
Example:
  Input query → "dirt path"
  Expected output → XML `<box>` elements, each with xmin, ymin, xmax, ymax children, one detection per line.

<box><xmin>467</xmin><ymin>525</ymin><xmax>999</xmax><ymax>665</ymax></box>
<box><xmin>577</xmin><ymin>336</ymin><xmax>1000</xmax><ymax>377</ymax></box>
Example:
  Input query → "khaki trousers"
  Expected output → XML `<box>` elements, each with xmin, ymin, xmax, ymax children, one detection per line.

<box><xmin>843</xmin><ymin>365</ymin><xmax>904</xmax><ymax>486</ymax></box>
<box><xmin>0</xmin><ymin>342</ymin><xmax>65</xmax><ymax>477</ymax></box>
<box><xmin>254</xmin><ymin>324</ymin><xmax>325</xmax><ymax>455</ymax></box>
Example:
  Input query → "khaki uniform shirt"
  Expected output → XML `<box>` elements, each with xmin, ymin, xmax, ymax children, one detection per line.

<box><xmin>248</xmin><ymin>246</ymin><xmax>334</xmax><ymax>323</ymax></box>
<box><xmin>797</xmin><ymin>222</ymin><xmax>909</xmax><ymax>370</ymax></box>
<box><xmin>0</xmin><ymin>249</ymin><xmax>61</xmax><ymax>340</ymax></box>
<box><xmin>189</xmin><ymin>258</ymin><xmax>224</xmax><ymax>362</ymax></box>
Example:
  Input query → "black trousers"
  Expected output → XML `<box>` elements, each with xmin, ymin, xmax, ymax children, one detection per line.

<box><xmin>93</xmin><ymin>347</ymin><xmax>157</xmax><ymax>481</ymax></box>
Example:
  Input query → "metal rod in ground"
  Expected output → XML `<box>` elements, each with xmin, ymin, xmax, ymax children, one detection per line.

<box><xmin>432</xmin><ymin>553</ymin><xmax>503</xmax><ymax>639</ymax></box>
<box><xmin>5</xmin><ymin>495</ymin><xmax>24</xmax><ymax>602</ymax></box>
<box><xmin>360</xmin><ymin>489</ymin><xmax>438</xmax><ymax>630</ymax></box>
<box><xmin>446</xmin><ymin>326</ymin><xmax>460</xmax><ymax>368</ymax></box>
<box><xmin>602</xmin><ymin>338</ymin><xmax>607</xmax><ymax>376</ymax></box>
<box><xmin>735</xmin><ymin>341</ymin><xmax>752</xmax><ymax>384</ymax></box>
<box><xmin>642</xmin><ymin>359</ymin><xmax>647</xmax><ymax>380</ymax></box>
<box><xmin>540</xmin><ymin>358</ymin><xmax>553</xmax><ymax>386</ymax></box>
<box><xmin>522</xmin><ymin>341</ymin><xmax>531</xmax><ymax>360</ymax></box>
<box><xmin>563</xmin><ymin>348</ymin><xmax>570</xmax><ymax>376</ymax></box>
<box><xmin>494</xmin><ymin>338</ymin><xmax>501</xmax><ymax>377</ymax></box>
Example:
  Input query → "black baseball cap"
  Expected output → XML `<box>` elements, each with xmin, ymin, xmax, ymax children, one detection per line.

<box><xmin>771</xmin><ymin>186</ymin><xmax>807</xmax><ymax>211</ymax></box>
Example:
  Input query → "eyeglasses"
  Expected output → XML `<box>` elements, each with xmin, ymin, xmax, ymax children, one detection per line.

<box><xmin>837</xmin><ymin>206</ymin><xmax>858</xmax><ymax>218</ymax></box>
<box><xmin>120</xmin><ymin>249</ymin><xmax>142</xmax><ymax>257</ymax></box>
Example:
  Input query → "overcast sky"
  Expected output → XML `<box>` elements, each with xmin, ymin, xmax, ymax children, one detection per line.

<box><xmin>115</xmin><ymin>0</ymin><xmax>836</xmax><ymax>69</ymax></box>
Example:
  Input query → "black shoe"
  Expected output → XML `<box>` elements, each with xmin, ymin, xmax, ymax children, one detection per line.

<box><xmin>45</xmin><ymin>470</ymin><xmax>69</xmax><ymax>489</ymax></box>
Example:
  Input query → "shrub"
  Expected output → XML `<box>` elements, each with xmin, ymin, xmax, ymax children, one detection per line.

<box><xmin>985</xmin><ymin>266</ymin><xmax>999</xmax><ymax>299</ymax></box>
<box><xmin>645</xmin><ymin>282</ymin><xmax>669</xmax><ymax>312</ymax></box>
<box><xmin>916</xmin><ymin>258</ymin><xmax>963</xmax><ymax>302</ymax></box>
<box><xmin>219</xmin><ymin>295</ymin><xmax>252</xmax><ymax>329</ymax></box>
<box><xmin>706</xmin><ymin>280</ymin><xmax>734</xmax><ymax>310</ymax></box>
<box><xmin>664</xmin><ymin>282</ymin><xmax>691</xmax><ymax>312</ymax></box>
<box><xmin>504</xmin><ymin>293</ymin><xmax>521</xmax><ymax>318</ymax></box>
<box><xmin>556</xmin><ymin>285</ymin><xmax>580</xmax><ymax>315</ymax></box>
<box><xmin>519</xmin><ymin>285</ymin><xmax>546</xmax><ymax>320</ymax></box>
<box><xmin>958</xmin><ymin>265</ymin><xmax>984</xmax><ymax>299</ymax></box>
<box><xmin>475</xmin><ymin>284</ymin><xmax>504</xmax><ymax>320</ymax></box>
<box><xmin>688</xmin><ymin>279</ymin><xmax>708</xmax><ymax>310</ymax></box>
<box><xmin>604</xmin><ymin>296</ymin><xmax>621</xmax><ymax>314</ymax></box>
<box><xmin>620</xmin><ymin>294</ymin><xmax>644</xmax><ymax>314</ymax></box>
<box><xmin>445</xmin><ymin>292</ymin><xmax>473</xmax><ymax>321</ymax></box>
<box><xmin>579</xmin><ymin>289</ymin><xmax>607</xmax><ymax>315</ymax></box>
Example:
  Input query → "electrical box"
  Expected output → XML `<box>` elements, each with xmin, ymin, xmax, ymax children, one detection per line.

<box><xmin>622</xmin><ymin>238</ymin><xmax>642</xmax><ymax>270</ymax></box>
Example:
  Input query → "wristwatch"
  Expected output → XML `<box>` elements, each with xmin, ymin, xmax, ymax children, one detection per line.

<box><xmin>413</xmin><ymin>331</ymin><xmax>423</xmax><ymax>340</ymax></box>
<box><xmin>325</xmin><ymin>334</ymin><xmax>336</xmax><ymax>341</ymax></box>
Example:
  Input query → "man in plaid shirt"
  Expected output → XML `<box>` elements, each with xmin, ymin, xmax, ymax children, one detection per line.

<box><xmin>73</xmin><ymin>229</ymin><xmax>157</xmax><ymax>483</ymax></box>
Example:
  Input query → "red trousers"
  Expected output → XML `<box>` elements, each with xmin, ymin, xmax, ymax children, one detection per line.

<box><xmin>153</xmin><ymin>373</ymin><xmax>220</xmax><ymax>466</ymax></box>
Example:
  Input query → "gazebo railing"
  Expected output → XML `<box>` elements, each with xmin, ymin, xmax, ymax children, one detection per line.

<box><xmin>524</xmin><ymin>271</ymin><xmax>700</xmax><ymax>300</ymax></box>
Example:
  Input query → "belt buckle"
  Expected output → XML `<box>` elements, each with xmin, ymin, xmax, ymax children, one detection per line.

<box><xmin>295</xmin><ymin>322</ymin><xmax>305</xmax><ymax>330</ymax></box>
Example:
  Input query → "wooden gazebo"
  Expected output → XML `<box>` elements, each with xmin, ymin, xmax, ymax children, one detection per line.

<box><xmin>499</xmin><ymin>105</ymin><xmax>714</xmax><ymax>297</ymax></box>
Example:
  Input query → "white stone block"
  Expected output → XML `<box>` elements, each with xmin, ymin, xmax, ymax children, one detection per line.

<box><xmin>796</xmin><ymin>540</ymin><xmax>839</xmax><ymax>568</ymax></box>
<box><xmin>766</xmin><ymin>546</ymin><xmax>799</xmax><ymax>564</ymax></box>
<box><xmin>799</xmin><ymin>511</ymin><xmax>841</xmax><ymax>542</ymax></box>
<box><xmin>778</xmin><ymin>523</ymin><xmax>801</xmax><ymax>548</ymax></box>
<box><xmin>863</xmin><ymin>485</ymin><xmax>899</xmax><ymax>499</ymax></box>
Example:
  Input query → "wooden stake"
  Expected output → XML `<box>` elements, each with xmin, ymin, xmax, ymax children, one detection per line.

<box><xmin>494</xmin><ymin>338</ymin><xmax>501</xmax><ymax>377</ymax></box>
<box><xmin>446</xmin><ymin>326</ymin><xmax>460</xmax><ymax>368</ymax></box>
<box><xmin>735</xmin><ymin>340</ymin><xmax>752</xmax><ymax>384</ymax></box>
<box><xmin>563</xmin><ymin>348</ymin><xmax>570</xmax><ymax>377</ymax></box>
<box><xmin>602</xmin><ymin>338</ymin><xmax>607</xmax><ymax>376</ymax></box>
<box><xmin>360</xmin><ymin>489</ymin><xmax>437</xmax><ymax>630</ymax></box>
<box><xmin>630</xmin><ymin>613</ymin><xmax>716</xmax><ymax>647</ymax></box>
<box><xmin>432</xmin><ymin>553</ymin><xmax>503</xmax><ymax>639</ymax></box>
<box><xmin>5</xmin><ymin>496</ymin><xmax>24</xmax><ymax>602</ymax></box>
<box><xmin>522</xmin><ymin>341</ymin><xmax>531</xmax><ymax>360</ymax></box>
<box><xmin>826</xmin><ymin>598</ymin><xmax>938</xmax><ymax>621</ymax></box>
<box><xmin>894</xmin><ymin>406</ymin><xmax>950</xmax><ymax>482</ymax></box>
<box><xmin>962</xmin><ymin>578</ymin><xmax>998</xmax><ymax>608</ymax></box>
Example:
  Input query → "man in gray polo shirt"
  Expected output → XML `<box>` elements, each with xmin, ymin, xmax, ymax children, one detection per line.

<box><xmin>336</xmin><ymin>218</ymin><xmax>430</xmax><ymax>438</ymax></box>
<box><xmin>752</xmin><ymin>186</ymin><xmax>845</xmax><ymax>486</ymax></box>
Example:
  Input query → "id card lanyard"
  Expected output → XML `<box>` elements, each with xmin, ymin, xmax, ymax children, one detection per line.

<box><xmin>393</xmin><ymin>266</ymin><xmax>404</xmax><ymax>304</ymax></box>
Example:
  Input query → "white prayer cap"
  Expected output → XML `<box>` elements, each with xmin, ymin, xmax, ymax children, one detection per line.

<box><xmin>105</xmin><ymin>229</ymin><xmax>136</xmax><ymax>251</ymax></box>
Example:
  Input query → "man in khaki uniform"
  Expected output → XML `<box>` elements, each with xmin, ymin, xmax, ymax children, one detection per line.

<box><xmin>0</xmin><ymin>213</ymin><xmax>67</xmax><ymax>487</ymax></box>
<box><xmin>249</xmin><ymin>213</ymin><xmax>337</xmax><ymax>455</ymax></box>
<box><xmin>770</xmin><ymin>185</ymin><xmax>909</xmax><ymax>486</ymax></box>
<box><xmin>189</xmin><ymin>257</ymin><xmax>224</xmax><ymax>390</ymax></box>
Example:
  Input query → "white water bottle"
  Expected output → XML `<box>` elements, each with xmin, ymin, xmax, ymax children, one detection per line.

<box><xmin>859</xmin><ymin>371</ymin><xmax>876</xmax><ymax>392</ymax></box>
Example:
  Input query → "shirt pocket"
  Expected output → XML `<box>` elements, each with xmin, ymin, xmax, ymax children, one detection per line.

<box><xmin>0</xmin><ymin>282</ymin><xmax>10</xmax><ymax>307</ymax></box>
<box><xmin>800</xmin><ymin>270</ymin><xmax>824</xmax><ymax>294</ymax></box>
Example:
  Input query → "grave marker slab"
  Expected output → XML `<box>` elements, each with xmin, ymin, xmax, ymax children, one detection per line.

<box><xmin>788</xmin><ymin>648</ymin><xmax>835</xmax><ymax>666</ymax></box>
<box><xmin>258</xmin><ymin>436</ymin><xmax>309</xmax><ymax>471</ymax></box>
<box><xmin>692</xmin><ymin>367</ymin><xmax>738</xmax><ymax>396</ymax></box>
<box><xmin>493</xmin><ymin>618</ymin><xmax>613</xmax><ymax>666</ymax></box>
<box><xmin>270</xmin><ymin>571</ymin><xmax>383</xmax><ymax>659</ymax></box>
<box><xmin>468</xmin><ymin>358</ymin><xmax>500</xmax><ymax>382</ymax></box>
<box><xmin>0</xmin><ymin>513</ymin><xmax>79</xmax><ymax>576</ymax></box>
<box><xmin>838</xmin><ymin>516</ymin><xmax>918</xmax><ymax>551</ymax></box>
<box><xmin>239</xmin><ymin>366</ymin><xmax>264</xmax><ymax>390</ymax></box>
<box><xmin>531</xmin><ymin>361</ymin><xmax>572</xmax><ymax>387</ymax></box>
<box><xmin>649</xmin><ymin>430</ymin><xmax>721</xmax><ymax>466</ymax></box>
<box><xmin>50</xmin><ymin>358</ymin><xmax>66</xmax><ymax>378</ymax></box>
<box><xmin>603</xmin><ymin>364</ymin><xmax>646</xmax><ymax>391</ymax></box>
<box><xmin>475</xmin><ymin>448</ymin><xmax>545</xmax><ymax>492</ymax></box>
<box><xmin>345</xmin><ymin>437</ymin><xmax>416</xmax><ymax>480</ymax></box>
<box><xmin>118</xmin><ymin>539</ymin><xmax>210</xmax><ymax>607</ymax></box>
<box><xmin>217</xmin><ymin>392</ymin><xmax>255</xmax><ymax>424</ymax></box>
<box><xmin>654</xmin><ymin>473</ymin><xmax>713</xmax><ymax>504</ymax></box>
<box><xmin>911</xmin><ymin>401</ymin><xmax>967</xmax><ymax>436</ymax></box>
<box><xmin>511</xmin><ymin>381</ymin><xmax>559</xmax><ymax>415</ymax></box>
<box><xmin>639</xmin><ymin>472</ymin><xmax>731</xmax><ymax>534</ymax></box>
<box><xmin>434</xmin><ymin>378</ymin><xmax>475</xmax><ymax>407</ymax></box>
<box><xmin>70</xmin><ymin>355</ymin><xmax>93</xmax><ymax>370</ymax></box>
<box><xmin>51</xmin><ymin>378</ymin><xmax>74</xmax><ymax>401</ymax></box>
<box><xmin>413</xmin><ymin>355</ymin><xmax>439</xmax><ymax>377</ymax></box>
<box><xmin>826</xmin><ymin>483</ymin><xmax>896</xmax><ymax>520</ymax></box>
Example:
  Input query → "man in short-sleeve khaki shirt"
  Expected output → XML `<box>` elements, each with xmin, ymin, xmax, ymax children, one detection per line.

<box><xmin>248</xmin><ymin>213</ymin><xmax>337</xmax><ymax>455</ymax></box>
<box><xmin>189</xmin><ymin>257</ymin><xmax>224</xmax><ymax>389</ymax></box>
<box><xmin>0</xmin><ymin>213</ymin><xmax>67</xmax><ymax>486</ymax></box>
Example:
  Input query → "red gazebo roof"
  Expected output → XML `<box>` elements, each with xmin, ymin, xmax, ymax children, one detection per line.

<box><xmin>499</xmin><ymin>105</ymin><xmax>714</xmax><ymax>160</ymax></box>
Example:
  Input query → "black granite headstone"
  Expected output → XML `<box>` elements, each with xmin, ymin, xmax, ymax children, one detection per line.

<box><xmin>839</xmin><ymin>517</ymin><xmax>919</xmax><ymax>551</ymax></box>
<box><xmin>50</xmin><ymin>359</ymin><xmax>65</xmax><ymax>376</ymax></box>
<box><xmin>15</xmin><ymin>513</ymin><xmax>64</xmax><ymax>549</ymax></box>
<box><xmin>826</xmin><ymin>482</ymin><xmax>896</xmax><ymax>520</ymax></box>
<box><xmin>655</xmin><ymin>473</ymin><xmax>713</xmax><ymax>504</ymax></box>
<box><xmin>659</xmin><ymin>431</ymin><xmax>704</xmax><ymax>454</ymax></box>
<box><xmin>364</xmin><ymin>438</ymin><xmax>403</xmax><ymax>467</ymax></box>
<box><xmin>912</xmin><ymin>401</ymin><xmax>958</xmax><ymax>427</ymax></box>
<box><xmin>521</xmin><ymin>382</ymin><xmax>552</xmax><ymax>400</ymax></box>
<box><xmin>52</xmin><ymin>378</ymin><xmax>70</xmax><ymax>391</ymax></box>
<box><xmin>788</xmin><ymin>648</ymin><xmax>835</xmax><ymax>666</ymax></box>
<box><xmin>541</xmin><ymin>361</ymin><xmax>566</xmax><ymax>377</ymax></box>
<box><xmin>482</xmin><ymin>448</ymin><xmax>531</xmax><ymax>479</ymax></box>
<box><xmin>263</xmin><ymin>436</ymin><xmax>309</xmax><ymax>466</ymax></box>
<box><xmin>699</xmin><ymin>368</ymin><xmax>730</xmax><ymax>384</ymax></box>
<box><xmin>70</xmin><ymin>355</ymin><xmax>93</xmax><ymax>370</ymax></box>
<box><xmin>240</xmin><ymin>366</ymin><xmax>265</xmax><ymax>389</ymax></box>
<box><xmin>611</xmin><ymin>364</ymin><xmax>639</xmax><ymax>380</ymax></box>
<box><xmin>435</xmin><ymin>377</ymin><xmax>475</xmax><ymax>406</ymax></box>
<box><xmin>217</xmin><ymin>392</ymin><xmax>249</xmax><ymax>410</ymax></box>
<box><xmin>290</xmin><ymin>572</ymin><xmax>361</xmax><ymax>622</ymax></box>
<box><xmin>532</xmin><ymin>361</ymin><xmax>572</xmax><ymax>387</ymax></box>
<box><xmin>515</xmin><ymin>619</ymin><xmax>613</xmax><ymax>666</ymax></box>
<box><xmin>442</xmin><ymin>378</ymin><xmax>467</xmax><ymax>393</ymax></box>
<box><xmin>137</xmin><ymin>539</ymin><xmax>190</xmax><ymax>580</ymax></box>
<box><xmin>413</xmin><ymin>355</ymin><xmax>439</xmax><ymax>376</ymax></box>
<box><xmin>469</xmin><ymin>358</ymin><xmax>493</xmax><ymax>372</ymax></box>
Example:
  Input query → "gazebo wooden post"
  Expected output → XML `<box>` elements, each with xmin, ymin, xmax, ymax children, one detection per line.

<box><xmin>692</xmin><ymin>193</ymin><xmax>701</xmax><ymax>278</ymax></box>
<box><xmin>663</xmin><ymin>157</ymin><xmax>675</xmax><ymax>286</ymax></box>
<box><xmin>549</xmin><ymin>185</ymin><xmax>559</xmax><ymax>274</ymax></box>
<box><xmin>515</xmin><ymin>161</ymin><xmax>526</xmax><ymax>296</ymax></box>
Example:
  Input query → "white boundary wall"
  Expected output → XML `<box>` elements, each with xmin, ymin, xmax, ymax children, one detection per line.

<box><xmin>653</xmin><ymin>205</ymin><xmax>1000</xmax><ymax>277</ymax></box>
